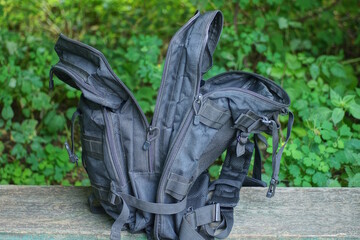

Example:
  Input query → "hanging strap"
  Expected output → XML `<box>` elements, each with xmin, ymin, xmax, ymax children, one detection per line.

<box><xmin>242</xmin><ymin>134</ymin><xmax>268</xmax><ymax>187</ymax></box>
<box><xmin>110</xmin><ymin>196</ymin><xmax>130</xmax><ymax>240</ymax></box>
<box><xmin>65</xmin><ymin>109</ymin><xmax>81</xmax><ymax>165</ymax></box>
<box><xmin>266</xmin><ymin>111</ymin><xmax>294</xmax><ymax>198</ymax></box>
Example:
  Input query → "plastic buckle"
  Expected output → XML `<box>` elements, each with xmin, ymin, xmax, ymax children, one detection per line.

<box><xmin>214</xmin><ymin>203</ymin><xmax>221</xmax><ymax>222</ymax></box>
<box><xmin>261</xmin><ymin>116</ymin><xmax>272</xmax><ymax>125</ymax></box>
<box><xmin>266</xmin><ymin>178</ymin><xmax>278</xmax><ymax>198</ymax></box>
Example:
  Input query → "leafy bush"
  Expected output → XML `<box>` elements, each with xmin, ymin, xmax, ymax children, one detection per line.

<box><xmin>0</xmin><ymin>0</ymin><xmax>359</xmax><ymax>187</ymax></box>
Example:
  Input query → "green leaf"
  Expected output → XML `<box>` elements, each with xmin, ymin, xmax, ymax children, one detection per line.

<box><xmin>331</xmin><ymin>108</ymin><xmax>344</xmax><ymax>125</ymax></box>
<box><xmin>8</xmin><ymin>78</ymin><xmax>16</xmax><ymax>88</ymax></box>
<box><xmin>312</xmin><ymin>172</ymin><xmax>328</xmax><ymax>186</ymax></box>
<box><xmin>307</xmin><ymin>80</ymin><xmax>317</xmax><ymax>88</ymax></box>
<box><xmin>6</xmin><ymin>41</ymin><xmax>17</xmax><ymax>55</ymax></box>
<box><xmin>348</xmin><ymin>173</ymin><xmax>360</xmax><ymax>187</ymax></box>
<box><xmin>309</xmin><ymin>64</ymin><xmax>319</xmax><ymax>79</ymax></box>
<box><xmin>302</xmin><ymin>181</ymin><xmax>312</xmax><ymax>187</ymax></box>
<box><xmin>288</xmin><ymin>164</ymin><xmax>301</xmax><ymax>177</ymax></box>
<box><xmin>328</xmin><ymin>179</ymin><xmax>341</xmax><ymax>187</ymax></box>
<box><xmin>44</xmin><ymin>111</ymin><xmax>66</xmax><ymax>133</ymax></box>
<box><xmin>286</xmin><ymin>53</ymin><xmax>301</xmax><ymax>70</ymax></box>
<box><xmin>349</xmin><ymin>101</ymin><xmax>360</xmax><ymax>119</ymax></box>
<box><xmin>321</xmin><ymin>64</ymin><xmax>330</xmax><ymax>78</ymax></box>
<box><xmin>0</xmin><ymin>142</ymin><xmax>4</xmax><ymax>154</ymax></box>
<box><xmin>209</xmin><ymin>165</ymin><xmax>221</xmax><ymax>179</ymax></box>
<box><xmin>255</xmin><ymin>17</ymin><xmax>265</xmax><ymax>29</ymax></box>
<box><xmin>1</xmin><ymin>105</ymin><xmax>14</xmax><ymax>120</ymax></box>
<box><xmin>342</xmin><ymin>95</ymin><xmax>355</xmax><ymax>107</ymax></box>
<box><xmin>330</xmin><ymin>89</ymin><xmax>341</xmax><ymax>107</ymax></box>
<box><xmin>330</xmin><ymin>63</ymin><xmax>346</xmax><ymax>78</ymax></box>
<box><xmin>278</xmin><ymin>17</ymin><xmax>288</xmax><ymax>29</ymax></box>
<box><xmin>356</xmin><ymin>88</ymin><xmax>360</xmax><ymax>97</ymax></box>
<box><xmin>339</xmin><ymin>125</ymin><xmax>352</xmax><ymax>137</ymax></box>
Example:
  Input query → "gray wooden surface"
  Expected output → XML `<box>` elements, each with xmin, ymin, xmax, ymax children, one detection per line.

<box><xmin>0</xmin><ymin>186</ymin><xmax>359</xmax><ymax>239</ymax></box>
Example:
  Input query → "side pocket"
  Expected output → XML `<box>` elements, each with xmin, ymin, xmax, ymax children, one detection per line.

<box><xmin>78</xmin><ymin>96</ymin><xmax>112</xmax><ymax>188</ymax></box>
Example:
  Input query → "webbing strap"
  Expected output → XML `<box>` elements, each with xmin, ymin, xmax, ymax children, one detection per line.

<box><xmin>65</xmin><ymin>109</ymin><xmax>81</xmax><ymax>165</ymax></box>
<box><xmin>179</xmin><ymin>217</ymin><xmax>206</xmax><ymax>240</ymax></box>
<box><xmin>253</xmin><ymin>134</ymin><xmax>262</xmax><ymax>180</ymax></box>
<box><xmin>95</xmin><ymin>185</ymin><xmax>187</xmax><ymax>215</ymax></box>
<box><xmin>110</xmin><ymin>196</ymin><xmax>130</xmax><ymax>240</ymax></box>
<box><xmin>267</xmin><ymin>111</ymin><xmax>294</xmax><ymax>198</ymax></box>
<box><xmin>208</xmin><ymin>179</ymin><xmax>242</xmax><ymax>190</ymax></box>
<box><xmin>118</xmin><ymin>192</ymin><xmax>187</xmax><ymax>215</ymax></box>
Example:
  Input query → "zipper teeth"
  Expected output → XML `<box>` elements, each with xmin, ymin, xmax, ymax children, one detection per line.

<box><xmin>206</xmin><ymin>71</ymin><xmax>291</xmax><ymax>106</ymax></box>
<box><xmin>156</xmin><ymin>108</ymin><xmax>194</xmax><ymax>202</ymax></box>
<box><xmin>58</xmin><ymin>34</ymin><xmax>149</xmax><ymax>128</ymax></box>
<box><xmin>103</xmin><ymin>108</ymin><xmax>126</xmax><ymax>185</ymax></box>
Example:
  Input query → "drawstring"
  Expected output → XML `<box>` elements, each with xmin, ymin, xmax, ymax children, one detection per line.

<box><xmin>65</xmin><ymin>109</ymin><xmax>81</xmax><ymax>165</ymax></box>
<box><xmin>143</xmin><ymin>126</ymin><xmax>160</xmax><ymax>150</ymax></box>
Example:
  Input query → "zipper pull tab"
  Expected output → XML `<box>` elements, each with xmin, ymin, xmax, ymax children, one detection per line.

<box><xmin>143</xmin><ymin>140</ymin><xmax>151</xmax><ymax>150</ymax></box>
<box><xmin>143</xmin><ymin>126</ymin><xmax>159</xmax><ymax>151</ymax></box>
<box><xmin>193</xmin><ymin>94</ymin><xmax>203</xmax><ymax>125</ymax></box>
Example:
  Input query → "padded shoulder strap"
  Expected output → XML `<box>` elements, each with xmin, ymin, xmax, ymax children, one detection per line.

<box><xmin>153</xmin><ymin>11</ymin><xmax>224</xmax><ymax>169</ymax></box>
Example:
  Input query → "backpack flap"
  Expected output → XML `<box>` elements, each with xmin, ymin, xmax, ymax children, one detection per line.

<box><xmin>50</xmin><ymin>34</ymin><xmax>130</xmax><ymax>110</ymax></box>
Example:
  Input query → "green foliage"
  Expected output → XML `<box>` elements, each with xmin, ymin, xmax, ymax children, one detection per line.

<box><xmin>0</xmin><ymin>0</ymin><xmax>359</xmax><ymax>187</ymax></box>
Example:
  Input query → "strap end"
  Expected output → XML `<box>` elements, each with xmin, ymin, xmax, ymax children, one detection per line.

<box><xmin>266</xmin><ymin>178</ymin><xmax>278</xmax><ymax>198</ymax></box>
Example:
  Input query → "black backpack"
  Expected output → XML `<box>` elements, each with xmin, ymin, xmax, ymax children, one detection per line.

<box><xmin>50</xmin><ymin>10</ymin><xmax>293</xmax><ymax>240</ymax></box>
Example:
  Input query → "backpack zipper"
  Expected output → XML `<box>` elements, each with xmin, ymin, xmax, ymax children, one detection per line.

<box><xmin>103</xmin><ymin>108</ymin><xmax>126</xmax><ymax>185</ymax></box>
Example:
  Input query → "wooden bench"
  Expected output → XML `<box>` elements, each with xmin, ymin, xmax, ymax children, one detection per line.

<box><xmin>0</xmin><ymin>186</ymin><xmax>359</xmax><ymax>239</ymax></box>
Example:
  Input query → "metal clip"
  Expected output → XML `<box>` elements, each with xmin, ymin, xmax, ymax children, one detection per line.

<box><xmin>266</xmin><ymin>178</ymin><xmax>278</xmax><ymax>198</ymax></box>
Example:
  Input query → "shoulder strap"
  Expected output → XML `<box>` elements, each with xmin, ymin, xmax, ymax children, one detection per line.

<box><xmin>153</xmin><ymin>10</ymin><xmax>224</xmax><ymax>170</ymax></box>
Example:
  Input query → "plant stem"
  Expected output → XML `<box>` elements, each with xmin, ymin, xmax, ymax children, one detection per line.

<box><xmin>341</xmin><ymin>57</ymin><xmax>360</xmax><ymax>65</ymax></box>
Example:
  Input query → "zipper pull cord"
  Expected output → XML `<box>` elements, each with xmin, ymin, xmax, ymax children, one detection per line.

<box><xmin>65</xmin><ymin>109</ymin><xmax>81</xmax><ymax>165</ymax></box>
<box><xmin>193</xmin><ymin>94</ymin><xmax>204</xmax><ymax>125</ymax></box>
<box><xmin>143</xmin><ymin>126</ymin><xmax>160</xmax><ymax>150</ymax></box>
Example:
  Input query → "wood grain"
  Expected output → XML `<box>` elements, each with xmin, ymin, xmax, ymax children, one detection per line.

<box><xmin>0</xmin><ymin>186</ymin><xmax>359</xmax><ymax>239</ymax></box>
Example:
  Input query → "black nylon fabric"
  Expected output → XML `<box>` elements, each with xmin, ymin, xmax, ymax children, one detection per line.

<box><xmin>49</xmin><ymin>10</ymin><xmax>292</xmax><ymax>240</ymax></box>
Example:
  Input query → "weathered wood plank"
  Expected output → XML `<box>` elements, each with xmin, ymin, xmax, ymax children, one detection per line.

<box><xmin>0</xmin><ymin>186</ymin><xmax>359</xmax><ymax>239</ymax></box>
